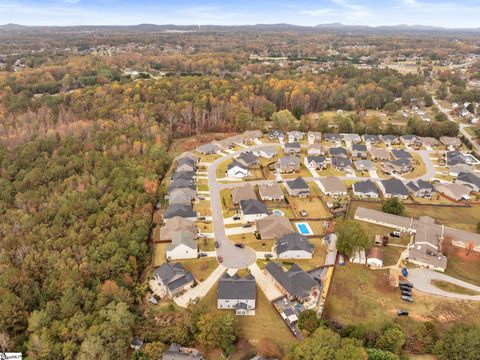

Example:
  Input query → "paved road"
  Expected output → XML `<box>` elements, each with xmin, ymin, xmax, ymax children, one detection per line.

<box><xmin>408</xmin><ymin>268</ymin><xmax>480</xmax><ymax>301</ymax></box>
<box><xmin>433</xmin><ymin>96</ymin><xmax>480</xmax><ymax>154</ymax></box>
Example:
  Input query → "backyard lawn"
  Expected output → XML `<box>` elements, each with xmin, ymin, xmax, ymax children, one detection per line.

<box><xmin>181</xmin><ymin>258</ymin><xmax>218</xmax><ymax>282</ymax></box>
<box><xmin>288</xmin><ymin>238</ymin><xmax>327</xmax><ymax>270</ymax></box>
<box><xmin>153</xmin><ymin>243</ymin><xmax>167</xmax><ymax>266</ymax></box>
<box><xmin>382</xmin><ymin>245</ymin><xmax>404</xmax><ymax>267</ymax></box>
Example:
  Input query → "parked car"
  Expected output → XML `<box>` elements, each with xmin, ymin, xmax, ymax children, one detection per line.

<box><xmin>198</xmin><ymin>233</ymin><xmax>207</xmax><ymax>238</ymax></box>
<box><xmin>215</xmin><ymin>241</ymin><xmax>220</xmax><ymax>248</ymax></box>
<box><xmin>397</xmin><ymin>310</ymin><xmax>409</xmax><ymax>316</ymax></box>
<box><xmin>217</xmin><ymin>256</ymin><xmax>223</xmax><ymax>263</ymax></box>
<box><xmin>401</xmin><ymin>295</ymin><xmax>414</xmax><ymax>303</ymax></box>
<box><xmin>233</xmin><ymin>215</ymin><xmax>241</xmax><ymax>221</ymax></box>
<box><xmin>199</xmin><ymin>253</ymin><xmax>208</xmax><ymax>257</ymax></box>
<box><xmin>198</xmin><ymin>196</ymin><xmax>206</xmax><ymax>200</ymax></box>
<box><xmin>299</xmin><ymin>209</ymin><xmax>308</xmax><ymax>217</ymax></box>
<box><xmin>198</xmin><ymin>216</ymin><xmax>206</xmax><ymax>221</ymax></box>
<box><xmin>242</xmin><ymin>224</ymin><xmax>252</xmax><ymax>228</ymax></box>
<box><xmin>264</xmin><ymin>253</ymin><xmax>273</xmax><ymax>259</ymax></box>
<box><xmin>401</xmin><ymin>290</ymin><xmax>412</xmax><ymax>297</ymax></box>
<box><xmin>234</xmin><ymin>243</ymin><xmax>245</xmax><ymax>248</ymax></box>
<box><xmin>399</xmin><ymin>281</ymin><xmax>413</xmax><ymax>288</ymax></box>
<box><xmin>389</xmin><ymin>231</ymin><xmax>401</xmax><ymax>238</ymax></box>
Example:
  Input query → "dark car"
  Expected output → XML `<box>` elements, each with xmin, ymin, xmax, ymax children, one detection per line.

<box><xmin>397</xmin><ymin>310</ymin><xmax>409</xmax><ymax>316</ymax></box>
<box><xmin>389</xmin><ymin>231</ymin><xmax>401</xmax><ymax>238</ymax></box>
<box><xmin>215</xmin><ymin>241</ymin><xmax>220</xmax><ymax>248</ymax></box>
<box><xmin>399</xmin><ymin>281</ymin><xmax>413</xmax><ymax>288</ymax></box>
<box><xmin>198</xmin><ymin>216</ymin><xmax>206</xmax><ymax>221</ymax></box>
<box><xmin>199</xmin><ymin>253</ymin><xmax>208</xmax><ymax>257</ymax></box>
<box><xmin>402</xmin><ymin>290</ymin><xmax>412</xmax><ymax>297</ymax></box>
<box><xmin>234</xmin><ymin>243</ymin><xmax>245</xmax><ymax>248</ymax></box>
<box><xmin>400</xmin><ymin>285</ymin><xmax>412</xmax><ymax>292</ymax></box>
<box><xmin>233</xmin><ymin>215</ymin><xmax>241</xmax><ymax>221</ymax></box>
<box><xmin>242</xmin><ymin>224</ymin><xmax>252</xmax><ymax>228</ymax></box>
<box><xmin>401</xmin><ymin>295</ymin><xmax>414</xmax><ymax>303</ymax></box>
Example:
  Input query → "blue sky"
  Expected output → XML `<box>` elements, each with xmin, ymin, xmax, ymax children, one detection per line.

<box><xmin>1</xmin><ymin>0</ymin><xmax>480</xmax><ymax>28</ymax></box>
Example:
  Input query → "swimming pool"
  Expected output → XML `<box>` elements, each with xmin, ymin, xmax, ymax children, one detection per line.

<box><xmin>295</xmin><ymin>222</ymin><xmax>314</xmax><ymax>236</ymax></box>
<box><xmin>273</xmin><ymin>209</ymin><xmax>284</xmax><ymax>216</ymax></box>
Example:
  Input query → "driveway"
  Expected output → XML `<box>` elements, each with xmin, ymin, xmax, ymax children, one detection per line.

<box><xmin>408</xmin><ymin>268</ymin><xmax>480</xmax><ymax>301</ymax></box>
<box><xmin>248</xmin><ymin>263</ymin><xmax>283</xmax><ymax>301</ymax></box>
<box><xmin>174</xmin><ymin>264</ymin><xmax>226</xmax><ymax>307</ymax></box>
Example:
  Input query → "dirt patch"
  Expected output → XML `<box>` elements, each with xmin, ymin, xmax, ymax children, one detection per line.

<box><xmin>169</xmin><ymin>132</ymin><xmax>237</xmax><ymax>154</ymax></box>
<box><xmin>451</xmin><ymin>247</ymin><xmax>480</xmax><ymax>263</ymax></box>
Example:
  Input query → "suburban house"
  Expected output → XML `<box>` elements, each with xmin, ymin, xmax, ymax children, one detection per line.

<box><xmin>406</xmin><ymin>180</ymin><xmax>435</xmax><ymax>198</ymax></box>
<box><xmin>317</xmin><ymin>176</ymin><xmax>347</xmax><ymax>197</ymax></box>
<box><xmin>265</xmin><ymin>262</ymin><xmax>320</xmax><ymax>303</ymax></box>
<box><xmin>341</xmin><ymin>133</ymin><xmax>361</xmax><ymax>144</ymax></box>
<box><xmin>168</xmin><ymin>178</ymin><xmax>196</xmax><ymax>192</ymax></box>
<box><xmin>277</xmin><ymin>156</ymin><xmax>301</xmax><ymax>173</ymax></box>
<box><xmin>440</xmin><ymin>136</ymin><xmax>462</xmax><ymax>149</ymax></box>
<box><xmin>196</xmin><ymin>143</ymin><xmax>219</xmax><ymax>155</ymax></box>
<box><xmin>172</xmin><ymin>170</ymin><xmax>196</xmax><ymax>183</ymax></box>
<box><xmin>239</xmin><ymin>199</ymin><xmax>269</xmax><ymax>223</ymax></box>
<box><xmin>254</xmin><ymin>146</ymin><xmax>278</xmax><ymax>159</ymax></box>
<box><xmin>307</xmin><ymin>131</ymin><xmax>322</xmax><ymax>144</ymax></box>
<box><xmin>243</xmin><ymin>130</ymin><xmax>263</xmax><ymax>142</ymax></box>
<box><xmin>165</xmin><ymin>231</ymin><xmax>198</xmax><ymax>260</ymax></box>
<box><xmin>227</xmin><ymin>160</ymin><xmax>250</xmax><ymax>179</ymax></box>
<box><xmin>217</xmin><ymin>273</ymin><xmax>256</xmax><ymax>316</ymax></box>
<box><xmin>255</xmin><ymin>214</ymin><xmax>294</xmax><ymax>239</ymax></box>
<box><xmin>284</xmin><ymin>142</ymin><xmax>301</xmax><ymax>155</ymax></box>
<box><xmin>258</xmin><ymin>183</ymin><xmax>284</xmax><ymax>202</ymax></box>
<box><xmin>268</xmin><ymin>129</ymin><xmax>284</xmax><ymax>141</ymax></box>
<box><xmin>367</xmin><ymin>247</ymin><xmax>384</xmax><ymax>268</ymax></box>
<box><xmin>378</xmin><ymin>178</ymin><xmax>409</xmax><ymax>199</ymax></box>
<box><xmin>449</xmin><ymin>164</ymin><xmax>472</xmax><ymax>177</ymax></box>
<box><xmin>168</xmin><ymin>188</ymin><xmax>197</xmax><ymax>206</ymax></box>
<box><xmin>176</xmin><ymin>151</ymin><xmax>199</xmax><ymax>165</ymax></box>
<box><xmin>236</xmin><ymin>152</ymin><xmax>259</xmax><ymax>168</ymax></box>
<box><xmin>362</xmin><ymin>134</ymin><xmax>380</xmax><ymax>144</ymax></box>
<box><xmin>352</xmin><ymin>180</ymin><xmax>379</xmax><ymax>198</ymax></box>
<box><xmin>331</xmin><ymin>157</ymin><xmax>353</xmax><ymax>172</ymax></box>
<box><xmin>162</xmin><ymin>344</ymin><xmax>204</xmax><ymax>360</ymax></box>
<box><xmin>288</xmin><ymin>131</ymin><xmax>304</xmax><ymax>142</ymax></box>
<box><xmin>159</xmin><ymin>217</ymin><xmax>197</xmax><ymax>242</ymax></box>
<box><xmin>307</xmin><ymin>143</ymin><xmax>325</xmax><ymax>155</ymax></box>
<box><xmin>400</xmin><ymin>135</ymin><xmax>421</xmax><ymax>147</ymax></box>
<box><xmin>275</xmin><ymin>232</ymin><xmax>315</xmax><ymax>259</ymax></box>
<box><xmin>329</xmin><ymin>147</ymin><xmax>348</xmax><ymax>158</ymax></box>
<box><xmin>434</xmin><ymin>183</ymin><xmax>472</xmax><ymax>201</ymax></box>
<box><xmin>232</xmin><ymin>185</ymin><xmax>257</xmax><ymax>205</ymax></box>
<box><xmin>285</xmin><ymin>177</ymin><xmax>311</xmax><ymax>198</ymax></box>
<box><xmin>445</xmin><ymin>151</ymin><xmax>467</xmax><ymax>166</ymax></box>
<box><xmin>304</xmin><ymin>155</ymin><xmax>328</xmax><ymax>170</ymax></box>
<box><xmin>163</xmin><ymin>204</ymin><xmax>198</xmax><ymax>221</ymax></box>
<box><xmin>351</xmin><ymin>144</ymin><xmax>368</xmax><ymax>158</ymax></box>
<box><xmin>354</xmin><ymin>159</ymin><xmax>375</xmax><ymax>172</ymax></box>
<box><xmin>455</xmin><ymin>171</ymin><xmax>480</xmax><ymax>192</ymax></box>
<box><xmin>370</xmin><ymin>147</ymin><xmax>390</xmax><ymax>161</ymax></box>
<box><xmin>153</xmin><ymin>263</ymin><xmax>194</xmax><ymax>297</ymax></box>
<box><xmin>176</xmin><ymin>161</ymin><xmax>197</xmax><ymax>173</ymax></box>
<box><xmin>324</xmin><ymin>133</ymin><xmax>342</xmax><ymax>145</ymax></box>
<box><xmin>391</xmin><ymin>149</ymin><xmax>413</xmax><ymax>160</ymax></box>
<box><xmin>380</xmin><ymin>159</ymin><xmax>413</xmax><ymax>175</ymax></box>
<box><xmin>381</xmin><ymin>135</ymin><xmax>399</xmax><ymax>146</ymax></box>
<box><xmin>419</xmin><ymin>137</ymin><xmax>439</xmax><ymax>148</ymax></box>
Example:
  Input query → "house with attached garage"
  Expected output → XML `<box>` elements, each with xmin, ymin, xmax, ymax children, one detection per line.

<box><xmin>165</xmin><ymin>230</ymin><xmax>198</xmax><ymax>260</ymax></box>
<box><xmin>285</xmin><ymin>177</ymin><xmax>310</xmax><ymax>198</ymax></box>
<box><xmin>242</xmin><ymin>130</ymin><xmax>263</xmax><ymax>142</ymax></box>
<box><xmin>362</xmin><ymin>134</ymin><xmax>380</xmax><ymax>144</ymax></box>
<box><xmin>284</xmin><ymin>142</ymin><xmax>301</xmax><ymax>155</ymax></box>
<box><xmin>378</xmin><ymin>178</ymin><xmax>409</xmax><ymax>199</ymax></box>
<box><xmin>168</xmin><ymin>188</ymin><xmax>197</xmax><ymax>206</ymax></box>
<box><xmin>406</xmin><ymin>180</ymin><xmax>435</xmax><ymax>198</ymax></box>
<box><xmin>227</xmin><ymin>160</ymin><xmax>250</xmax><ymax>179</ymax></box>
<box><xmin>176</xmin><ymin>151</ymin><xmax>199</xmax><ymax>165</ymax></box>
<box><xmin>354</xmin><ymin>159</ymin><xmax>375</xmax><ymax>172</ymax></box>
<box><xmin>449</xmin><ymin>164</ymin><xmax>473</xmax><ymax>177</ymax></box>
<box><xmin>331</xmin><ymin>157</ymin><xmax>353</xmax><ymax>172</ymax></box>
<box><xmin>168</xmin><ymin>178</ymin><xmax>196</xmax><ymax>192</ymax></box>
<box><xmin>236</xmin><ymin>152</ymin><xmax>259</xmax><ymax>168</ymax></box>
<box><xmin>217</xmin><ymin>273</ymin><xmax>256</xmax><ymax>316</ymax></box>
<box><xmin>172</xmin><ymin>170</ymin><xmax>196</xmax><ymax>183</ymax></box>
<box><xmin>400</xmin><ymin>135</ymin><xmax>421</xmax><ymax>147</ymax></box>
<box><xmin>288</xmin><ymin>131</ymin><xmax>304</xmax><ymax>142</ymax></box>
<box><xmin>380</xmin><ymin>159</ymin><xmax>413</xmax><ymax>175</ymax></box>
<box><xmin>370</xmin><ymin>147</ymin><xmax>390</xmax><ymax>161</ymax></box>
<box><xmin>307</xmin><ymin>143</ymin><xmax>325</xmax><ymax>156</ymax></box>
<box><xmin>304</xmin><ymin>155</ymin><xmax>328</xmax><ymax>170</ymax></box>
<box><xmin>445</xmin><ymin>151</ymin><xmax>467</xmax><ymax>166</ymax></box>
<box><xmin>418</xmin><ymin>137</ymin><xmax>439</xmax><ymax>148</ymax></box>
<box><xmin>258</xmin><ymin>183</ymin><xmax>284</xmax><ymax>202</ymax></box>
<box><xmin>455</xmin><ymin>171</ymin><xmax>480</xmax><ymax>192</ymax></box>
<box><xmin>253</xmin><ymin>146</ymin><xmax>277</xmax><ymax>159</ymax></box>
<box><xmin>159</xmin><ymin>217</ymin><xmax>197</xmax><ymax>242</ymax></box>
<box><xmin>329</xmin><ymin>147</ymin><xmax>348</xmax><ymax>158</ymax></box>
<box><xmin>352</xmin><ymin>180</ymin><xmax>379</xmax><ymax>198</ymax></box>
<box><xmin>196</xmin><ymin>143</ymin><xmax>220</xmax><ymax>155</ymax></box>
<box><xmin>341</xmin><ymin>133</ymin><xmax>361</xmax><ymax>144</ymax></box>
<box><xmin>391</xmin><ymin>149</ymin><xmax>413</xmax><ymax>160</ymax></box>
<box><xmin>307</xmin><ymin>131</ymin><xmax>322</xmax><ymax>144</ymax></box>
<box><xmin>255</xmin><ymin>214</ymin><xmax>294</xmax><ymax>240</ymax></box>
<box><xmin>232</xmin><ymin>185</ymin><xmax>257</xmax><ymax>205</ymax></box>
<box><xmin>367</xmin><ymin>247</ymin><xmax>384</xmax><ymax>268</ymax></box>
<box><xmin>268</xmin><ymin>129</ymin><xmax>284</xmax><ymax>141</ymax></box>
<box><xmin>163</xmin><ymin>204</ymin><xmax>198</xmax><ymax>221</ymax></box>
<box><xmin>176</xmin><ymin>160</ymin><xmax>197</xmax><ymax>173</ymax></box>
<box><xmin>265</xmin><ymin>262</ymin><xmax>320</xmax><ymax>303</ymax></box>
<box><xmin>239</xmin><ymin>199</ymin><xmax>269</xmax><ymax>223</ymax></box>
<box><xmin>324</xmin><ymin>133</ymin><xmax>342</xmax><ymax>145</ymax></box>
<box><xmin>434</xmin><ymin>183</ymin><xmax>472</xmax><ymax>201</ymax></box>
<box><xmin>277</xmin><ymin>156</ymin><xmax>301</xmax><ymax>173</ymax></box>
<box><xmin>351</xmin><ymin>144</ymin><xmax>368</xmax><ymax>158</ymax></box>
<box><xmin>275</xmin><ymin>233</ymin><xmax>315</xmax><ymax>259</ymax></box>
<box><xmin>317</xmin><ymin>176</ymin><xmax>347</xmax><ymax>197</ymax></box>
<box><xmin>153</xmin><ymin>263</ymin><xmax>194</xmax><ymax>298</ymax></box>
<box><xmin>440</xmin><ymin>136</ymin><xmax>462</xmax><ymax>149</ymax></box>
<box><xmin>381</xmin><ymin>135</ymin><xmax>399</xmax><ymax>146</ymax></box>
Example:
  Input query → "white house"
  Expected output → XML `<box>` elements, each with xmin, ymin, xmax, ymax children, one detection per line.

<box><xmin>217</xmin><ymin>273</ymin><xmax>256</xmax><ymax>316</ymax></box>
<box><xmin>367</xmin><ymin>248</ymin><xmax>384</xmax><ymax>268</ymax></box>
<box><xmin>239</xmin><ymin>199</ymin><xmax>269</xmax><ymax>223</ymax></box>
<box><xmin>275</xmin><ymin>233</ymin><xmax>314</xmax><ymax>259</ymax></box>
<box><xmin>227</xmin><ymin>161</ymin><xmax>249</xmax><ymax>179</ymax></box>
<box><xmin>165</xmin><ymin>231</ymin><xmax>198</xmax><ymax>260</ymax></box>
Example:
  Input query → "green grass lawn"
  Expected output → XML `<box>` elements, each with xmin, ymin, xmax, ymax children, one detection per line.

<box><xmin>382</xmin><ymin>245</ymin><xmax>404</xmax><ymax>267</ymax></box>
<box><xmin>153</xmin><ymin>243</ymin><xmax>167</xmax><ymax>266</ymax></box>
<box><xmin>445</xmin><ymin>247</ymin><xmax>480</xmax><ymax>286</ymax></box>
<box><xmin>431</xmin><ymin>279</ymin><xmax>480</xmax><ymax>296</ymax></box>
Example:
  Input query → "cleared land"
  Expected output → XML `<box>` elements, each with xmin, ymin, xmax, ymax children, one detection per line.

<box><xmin>444</xmin><ymin>247</ymin><xmax>480</xmax><ymax>287</ymax></box>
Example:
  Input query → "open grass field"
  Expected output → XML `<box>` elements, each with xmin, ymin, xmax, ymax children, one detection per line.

<box><xmin>324</xmin><ymin>263</ymin><xmax>480</xmax><ymax>334</ymax></box>
<box><xmin>181</xmin><ymin>258</ymin><xmax>218</xmax><ymax>282</ymax></box>
<box><xmin>445</xmin><ymin>247</ymin><xmax>480</xmax><ymax>286</ymax></box>
<box><xmin>431</xmin><ymin>279</ymin><xmax>480</xmax><ymax>296</ymax></box>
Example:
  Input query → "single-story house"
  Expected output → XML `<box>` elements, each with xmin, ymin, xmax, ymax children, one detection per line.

<box><xmin>434</xmin><ymin>183</ymin><xmax>472</xmax><ymax>201</ymax></box>
<box><xmin>285</xmin><ymin>177</ymin><xmax>310</xmax><ymax>198</ymax></box>
<box><xmin>418</xmin><ymin>137</ymin><xmax>439</xmax><ymax>148</ymax></box>
<box><xmin>329</xmin><ymin>147</ymin><xmax>348</xmax><ymax>158</ymax></box>
<box><xmin>332</xmin><ymin>157</ymin><xmax>353</xmax><ymax>171</ymax></box>
<box><xmin>159</xmin><ymin>217</ymin><xmax>197</xmax><ymax>242</ymax></box>
<box><xmin>243</xmin><ymin>130</ymin><xmax>263</xmax><ymax>142</ymax></box>
<box><xmin>176</xmin><ymin>151</ymin><xmax>199</xmax><ymax>165</ymax></box>
<box><xmin>217</xmin><ymin>273</ymin><xmax>256</xmax><ymax>316</ymax></box>
<box><xmin>176</xmin><ymin>161</ymin><xmax>196</xmax><ymax>173</ymax></box>
<box><xmin>378</xmin><ymin>178</ymin><xmax>409</xmax><ymax>199</ymax></box>
<box><xmin>165</xmin><ymin>230</ymin><xmax>198</xmax><ymax>260</ymax></box>
<box><xmin>254</xmin><ymin>146</ymin><xmax>278</xmax><ymax>159</ymax></box>
<box><xmin>307</xmin><ymin>131</ymin><xmax>322</xmax><ymax>144</ymax></box>
<box><xmin>153</xmin><ymin>263</ymin><xmax>194</xmax><ymax>297</ymax></box>
<box><xmin>172</xmin><ymin>170</ymin><xmax>196</xmax><ymax>183</ymax></box>
<box><xmin>440</xmin><ymin>136</ymin><xmax>462</xmax><ymax>149</ymax></box>
<box><xmin>352</xmin><ymin>180</ymin><xmax>379</xmax><ymax>198</ymax></box>
<box><xmin>197</xmin><ymin>143</ymin><xmax>219</xmax><ymax>155</ymax></box>
<box><xmin>455</xmin><ymin>171</ymin><xmax>480</xmax><ymax>192</ymax></box>
<box><xmin>351</xmin><ymin>144</ymin><xmax>368</xmax><ymax>158</ymax></box>
<box><xmin>391</xmin><ymin>149</ymin><xmax>412</xmax><ymax>160</ymax></box>
<box><xmin>227</xmin><ymin>160</ymin><xmax>250</xmax><ymax>179</ymax></box>
<box><xmin>284</xmin><ymin>142</ymin><xmax>301</xmax><ymax>155</ymax></box>
<box><xmin>163</xmin><ymin>204</ymin><xmax>198</xmax><ymax>221</ymax></box>
<box><xmin>277</xmin><ymin>156</ymin><xmax>301</xmax><ymax>173</ymax></box>
<box><xmin>304</xmin><ymin>155</ymin><xmax>328</xmax><ymax>170</ymax></box>
<box><xmin>370</xmin><ymin>147</ymin><xmax>391</xmax><ymax>161</ymax></box>
<box><xmin>400</xmin><ymin>135</ymin><xmax>421</xmax><ymax>146</ymax></box>
<box><xmin>449</xmin><ymin>164</ymin><xmax>473</xmax><ymax>177</ymax></box>
<box><xmin>168</xmin><ymin>178</ymin><xmax>196</xmax><ymax>192</ymax></box>
<box><xmin>317</xmin><ymin>176</ymin><xmax>347</xmax><ymax>197</ymax></box>
<box><xmin>168</xmin><ymin>188</ymin><xmax>197</xmax><ymax>206</ymax></box>
<box><xmin>354</xmin><ymin>159</ymin><xmax>375</xmax><ymax>172</ymax></box>
<box><xmin>341</xmin><ymin>133</ymin><xmax>361</xmax><ymax>144</ymax></box>
<box><xmin>255</xmin><ymin>214</ymin><xmax>294</xmax><ymax>240</ymax></box>
<box><xmin>362</xmin><ymin>134</ymin><xmax>380</xmax><ymax>144</ymax></box>
<box><xmin>232</xmin><ymin>185</ymin><xmax>257</xmax><ymax>205</ymax></box>
<box><xmin>381</xmin><ymin>135</ymin><xmax>399</xmax><ymax>146</ymax></box>
<box><xmin>288</xmin><ymin>131</ymin><xmax>304</xmax><ymax>143</ymax></box>
<box><xmin>367</xmin><ymin>247</ymin><xmax>384</xmax><ymax>268</ymax></box>
<box><xmin>239</xmin><ymin>199</ymin><xmax>269</xmax><ymax>223</ymax></box>
<box><xmin>307</xmin><ymin>143</ymin><xmax>325</xmax><ymax>156</ymax></box>
<box><xmin>324</xmin><ymin>133</ymin><xmax>342</xmax><ymax>145</ymax></box>
<box><xmin>380</xmin><ymin>159</ymin><xmax>413</xmax><ymax>175</ymax></box>
<box><xmin>445</xmin><ymin>151</ymin><xmax>467</xmax><ymax>166</ymax></box>
<box><xmin>258</xmin><ymin>183</ymin><xmax>284</xmax><ymax>202</ymax></box>
<box><xmin>275</xmin><ymin>232</ymin><xmax>315</xmax><ymax>259</ymax></box>
<box><xmin>406</xmin><ymin>179</ymin><xmax>435</xmax><ymax>198</ymax></box>
<box><xmin>236</xmin><ymin>152</ymin><xmax>259</xmax><ymax>168</ymax></box>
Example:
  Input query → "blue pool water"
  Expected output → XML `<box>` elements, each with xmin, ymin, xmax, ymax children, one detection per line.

<box><xmin>297</xmin><ymin>223</ymin><xmax>310</xmax><ymax>235</ymax></box>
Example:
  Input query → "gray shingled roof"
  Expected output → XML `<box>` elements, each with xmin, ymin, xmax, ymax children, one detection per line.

<box><xmin>276</xmin><ymin>233</ymin><xmax>314</xmax><ymax>255</ymax></box>
<box><xmin>284</xmin><ymin>142</ymin><xmax>301</xmax><ymax>149</ymax></box>
<box><xmin>352</xmin><ymin>144</ymin><xmax>367</xmax><ymax>152</ymax></box>
<box><xmin>446</xmin><ymin>151</ymin><xmax>467</xmax><ymax>166</ymax></box>
<box><xmin>153</xmin><ymin>263</ymin><xmax>194</xmax><ymax>292</ymax></box>
<box><xmin>236</xmin><ymin>152</ymin><xmax>259</xmax><ymax>166</ymax></box>
<box><xmin>228</xmin><ymin>160</ymin><xmax>248</xmax><ymax>171</ymax></box>
<box><xmin>217</xmin><ymin>273</ymin><xmax>256</xmax><ymax>301</ymax></box>
<box><xmin>172</xmin><ymin>171</ymin><xmax>196</xmax><ymax>182</ymax></box>
<box><xmin>164</xmin><ymin>204</ymin><xmax>197</xmax><ymax>219</ymax></box>
<box><xmin>329</xmin><ymin>147</ymin><xmax>348</xmax><ymax>157</ymax></box>
<box><xmin>197</xmin><ymin>143</ymin><xmax>219</xmax><ymax>154</ymax></box>
<box><xmin>457</xmin><ymin>171</ymin><xmax>480</xmax><ymax>188</ymax></box>
<box><xmin>166</xmin><ymin>231</ymin><xmax>197</xmax><ymax>252</ymax></box>
<box><xmin>354</xmin><ymin>160</ymin><xmax>375</xmax><ymax>171</ymax></box>
<box><xmin>168</xmin><ymin>179</ymin><xmax>196</xmax><ymax>192</ymax></box>
<box><xmin>391</xmin><ymin>149</ymin><xmax>412</xmax><ymax>160</ymax></box>
<box><xmin>239</xmin><ymin>199</ymin><xmax>268</xmax><ymax>215</ymax></box>
<box><xmin>324</xmin><ymin>133</ymin><xmax>341</xmax><ymax>141</ymax></box>
<box><xmin>380</xmin><ymin>178</ymin><xmax>409</xmax><ymax>196</ymax></box>
<box><xmin>353</xmin><ymin>180</ymin><xmax>378</xmax><ymax>195</ymax></box>
<box><xmin>332</xmin><ymin>157</ymin><xmax>353</xmax><ymax>169</ymax></box>
<box><xmin>285</xmin><ymin>177</ymin><xmax>309</xmax><ymax>190</ymax></box>
<box><xmin>265</xmin><ymin>262</ymin><xmax>317</xmax><ymax>300</ymax></box>
<box><xmin>364</xmin><ymin>134</ymin><xmax>380</xmax><ymax>142</ymax></box>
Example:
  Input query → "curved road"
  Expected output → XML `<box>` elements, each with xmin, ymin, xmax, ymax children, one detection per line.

<box><xmin>408</xmin><ymin>268</ymin><xmax>480</xmax><ymax>301</ymax></box>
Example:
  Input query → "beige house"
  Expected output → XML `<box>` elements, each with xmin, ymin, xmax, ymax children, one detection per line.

<box><xmin>440</xmin><ymin>136</ymin><xmax>462</xmax><ymax>149</ymax></box>
<box><xmin>232</xmin><ymin>185</ymin><xmax>257</xmax><ymax>205</ymax></box>
<box><xmin>434</xmin><ymin>183</ymin><xmax>472</xmax><ymax>201</ymax></box>
<box><xmin>258</xmin><ymin>183</ymin><xmax>284</xmax><ymax>202</ymax></box>
<box><xmin>370</xmin><ymin>147</ymin><xmax>390</xmax><ymax>161</ymax></box>
<box><xmin>317</xmin><ymin>176</ymin><xmax>347</xmax><ymax>197</ymax></box>
<box><xmin>159</xmin><ymin>217</ymin><xmax>197</xmax><ymax>242</ymax></box>
<box><xmin>255</xmin><ymin>214</ymin><xmax>294</xmax><ymax>239</ymax></box>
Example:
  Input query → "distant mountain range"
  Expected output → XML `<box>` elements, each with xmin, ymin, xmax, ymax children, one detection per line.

<box><xmin>1</xmin><ymin>22</ymin><xmax>480</xmax><ymax>34</ymax></box>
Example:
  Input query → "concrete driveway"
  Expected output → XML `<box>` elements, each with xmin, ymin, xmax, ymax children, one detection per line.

<box><xmin>248</xmin><ymin>263</ymin><xmax>283</xmax><ymax>301</ymax></box>
<box><xmin>408</xmin><ymin>268</ymin><xmax>480</xmax><ymax>301</ymax></box>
